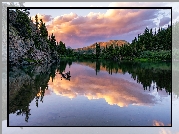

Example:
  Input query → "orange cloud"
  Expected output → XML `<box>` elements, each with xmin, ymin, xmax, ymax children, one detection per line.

<box><xmin>52</xmin><ymin>12</ymin><xmax>77</xmax><ymax>25</ymax></box>
<box><xmin>45</xmin><ymin>8</ymin><xmax>167</xmax><ymax>48</ymax></box>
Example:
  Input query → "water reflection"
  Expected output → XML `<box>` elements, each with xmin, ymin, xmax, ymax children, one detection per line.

<box><xmin>9</xmin><ymin>64</ymin><xmax>54</xmax><ymax>122</ymax></box>
<box><xmin>35</xmin><ymin>87</ymin><xmax>48</xmax><ymax>107</ymax></box>
<box><xmin>9</xmin><ymin>59</ymin><xmax>171</xmax><ymax>125</ymax></box>
<box><xmin>76</xmin><ymin>60</ymin><xmax>171</xmax><ymax>93</ymax></box>
<box><xmin>153</xmin><ymin>120</ymin><xmax>171</xmax><ymax>126</ymax></box>
<box><xmin>48</xmin><ymin>74</ymin><xmax>156</xmax><ymax>107</ymax></box>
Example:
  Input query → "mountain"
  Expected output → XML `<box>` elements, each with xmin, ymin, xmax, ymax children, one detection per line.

<box><xmin>73</xmin><ymin>40</ymin><xmax>129</xmax><ymax>54</ymax></box>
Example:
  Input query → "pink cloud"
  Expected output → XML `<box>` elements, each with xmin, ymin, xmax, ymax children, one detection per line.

<box><xmin>31</xmin><ymin>13</ymin><xmax>53</xmax><ymax>23</ymax></box>
<box><xmin>45</xmin><ymin>8</ymin><xmax>169</xmax><ymax>48</ymax></box>
<box><xmin>52</xmin><ymin>12</ymin><xmax>78</xmax><ymax>25</ymax></box>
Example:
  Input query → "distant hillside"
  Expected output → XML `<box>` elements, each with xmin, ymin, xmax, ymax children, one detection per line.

<box><xmin>73</xmin><ymin>40</ymin><xmax>129</xmax><ymax>54</ymax></box>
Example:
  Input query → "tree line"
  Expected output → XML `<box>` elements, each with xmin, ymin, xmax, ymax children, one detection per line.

<box><xmin>33</xmin><ymin>12</ymin><xmax>71</xmax><ymax>58</ymax></box>
<box><xmin>94</xmin><ymin>25</ymin><xmax>171</xmax><ymax>61</ymax></box>
<box><xmin>64</xmin><ymin>24</ymin><xmax>172</xmax><ymax>61</ymax></box>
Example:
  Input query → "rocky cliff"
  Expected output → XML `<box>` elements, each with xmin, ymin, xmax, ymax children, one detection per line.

<box><xmin>9</xmin><ymin>10</ymin><xmax>59</xmax><ymax>66</ymax></box>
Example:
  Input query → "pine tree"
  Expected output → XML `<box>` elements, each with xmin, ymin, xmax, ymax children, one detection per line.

<box><xmin>59</xmin><ymin>41</ymin><xmax>66</xmax><ymax>55</ymax></box>
<box><xmin>49</xmin><ymin>33</ymin><xmax>56</xmax><ymax>52</ymax></box>
<box><xmin>35</xmin><ymin>14</ymin><xmax>39</xmax><ymax>30</ymax></box>
<box><xmin>39</xmin><ymin>19</ymin><xmax>48</xmax><ymax>38</ymax></box>
<box><xmin>14</xmin><ymin>9</ymin><xmax>32</xmax><ymax>39</ymax></box>
<box><xmin>95</xmin><ymin>43</ymin><xmax>101</xmax><ymax>59</ymax></box>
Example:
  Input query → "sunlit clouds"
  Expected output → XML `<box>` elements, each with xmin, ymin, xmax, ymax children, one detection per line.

<box><xmin>48</xmin><ymin>9</ymin><xmax>156</xmax><ymax>46</ymax></box>
<box><xmin>52</xmin><ymin>12</ymin><xmax>78</xmax><ymax>25</ymax></box>
<box><xmin>26</xmin><ymin>2</ymin><xmax>173</xmax><ymax>48</ymax></box>
<box><xmin>32</xmin><ymin>8</ymin><xmax>171</xmax><ymax>48</ymax></box>
<box><xmin>31</xmin><ymin>13</ymin><xmax>53</xmax><ymax>23</ymax></box>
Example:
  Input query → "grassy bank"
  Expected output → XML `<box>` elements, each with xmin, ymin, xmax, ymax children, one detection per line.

<box><xmin>60</xmin><ymin>49</ymin><xmax>171</xmax><ymax>62</ymax></box>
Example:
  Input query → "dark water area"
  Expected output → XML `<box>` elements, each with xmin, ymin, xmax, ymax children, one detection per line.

<box><xmin>8</xmin><ymin>59</ymin><xmax>171</xmax><ymax>126</ymax></box>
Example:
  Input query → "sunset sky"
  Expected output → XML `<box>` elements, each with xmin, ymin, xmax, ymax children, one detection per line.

<box><xmin>22</xmin><ymin>2</ymin><xmax>178</xmax><ymax>49</ymax></box>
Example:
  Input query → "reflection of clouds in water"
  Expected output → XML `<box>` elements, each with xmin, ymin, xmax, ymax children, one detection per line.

<box><xmin>44</xmin><ymin>88</ymin><xmax>52</xmax><ymax>96</ymax></box>
<box><xmin>148</xmin><ymin>82</ymin><xmax>171</xmax><ymax>105</ymax></box>
<box><xmin>47</xmin><ymin>64</ymin><xmax>162</xmax><ymax>107</ymax></box>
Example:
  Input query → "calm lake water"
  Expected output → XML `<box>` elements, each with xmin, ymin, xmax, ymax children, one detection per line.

<box><xmin>8</xmin><ymin>60</ymin><xmax>171</xmax><ymax>126</ymax></box>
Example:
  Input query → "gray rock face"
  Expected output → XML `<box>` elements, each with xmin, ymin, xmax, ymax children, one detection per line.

<box><xmin>9</xmin><ymin>10</ymin><xmax>59</xmax><ymax>66</ymax></box>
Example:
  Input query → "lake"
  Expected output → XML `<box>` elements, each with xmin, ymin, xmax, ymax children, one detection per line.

<box><xmin>8</xmin><ymin>59</ymin><xmax>171</xmax><ymax>126</ymax></box>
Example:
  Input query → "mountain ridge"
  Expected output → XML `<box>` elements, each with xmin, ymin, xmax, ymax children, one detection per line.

<box><xmin>73</xmin><ymin>40</ymin><xmax>129</xmax><ymax>53</ymax></box>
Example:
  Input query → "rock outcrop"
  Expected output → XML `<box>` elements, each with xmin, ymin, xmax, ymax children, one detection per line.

<box><xmin>74</xmin><ymin>40</ymin><xmax>129</xmax><ymax>54</ymax></box>
<box><xmin>9</xmin><ymin>10</ymin><xmax>59</xmax><ymax>66</ymax></box>
<box><xmin>91</xmin><ymin>40</ymin><xmax>129</xmax><ymax>48</ymax></box>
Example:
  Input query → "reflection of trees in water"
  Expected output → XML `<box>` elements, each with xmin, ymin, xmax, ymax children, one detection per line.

<box><xmin>58</xmin><ymin>59</ymin><xmax>72</xmax><ymax>72</ymax></box>
<box><xmin>47</xmin><ymin>60</ymin><xmax>72</xmax><ymax>83</ymax></box>
<box><xmin>60</xmin><ymin>71</ymin><xmax>71</xmax><ymax>81</ymax></box>
<box><xmin>95</xmin><ymin>60</ymin><xmax>100</xmax><ymax>75</ymax></box>
<box><xmin>9</xmin><ymin>59</ymin><xmax>171</xmax><ymax>123</ymax></box>
<box><xmin>13</xmin><ymin>86</ymin><xmax>48</xmax><ymax>122</ymax></box>
<box><xmin>35</xmin><ymin>87</ymin><xmax>48</xmax><ymax>107</ymax></box>
<box><xmin>66</xmin><ymin>59</ymin><xmax>171</xmax><ymax>93</ymax></box>
<box><xmin>9</xmin><ymin>60</ymin><xmax>73</xmax><ymax>122</ymax></box>
<box><xmin>9</xmin><ymin>63</ymin><xmax>58</xmax><ymax>122</ymax></box>
<box><xmin>16</xmin><ymin>106</ymin><xmax>31</xmax><ymax>122</ymax></box>
<box><xmin>9</xmin><ymin>84</ymin><xmax>34</xmax><ymax>122</ymax></box>
<box><xmin>98</xmin><ymin>60</ymin><xmax>171</xmax><ymax>93</ymax></box>
<box><xmin>55</xmin><ymin>60</ymin><xmax>72</xmax><ymax>81</ymax></box>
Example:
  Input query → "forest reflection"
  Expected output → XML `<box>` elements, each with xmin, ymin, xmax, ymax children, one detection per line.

<box><xmin>48</xmin><ymin>59</ymin><xmax>171</xmax><ymax>107</ymax></box>
<box><xmin>75</xmin><ymin>59</ymin><xmax>171</xmax><ymax>93</ymax></box>
<box><xmin>9</xmin><ymin>59</ymin><xmax>171</xmax><ymax>122</ymax></box>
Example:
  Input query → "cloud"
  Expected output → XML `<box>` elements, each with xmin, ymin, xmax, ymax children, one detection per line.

<box><xmin>52</xmin><ymin>12</ymin><xmax>77</xmax><ymax>25</ymax></box>
<box><xmin>159</xmin><ymin>17</ymin><xmax>171</xmax><ymax>27</ymax></box>
<box><xmin>31</xmin><ymin>13</ymin><xmax>53</xmax><ymax>23</ymax></box>
<box><xmin>29</xmin><ymin>3</ymin><xmax>170</xmax><ymax>48</ymax></box>
<box><xmin>46</xmin><ymin>8</ymin><xmax>164</xmax><ymax>48</ymax></box>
